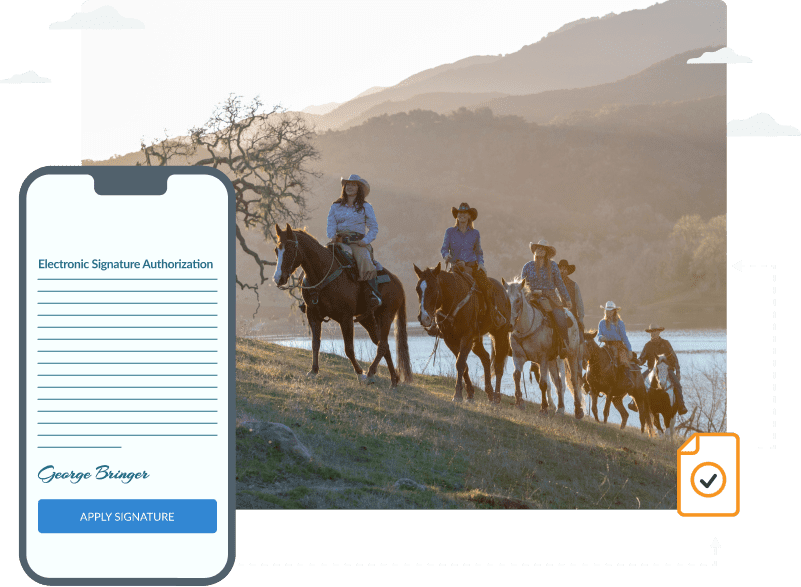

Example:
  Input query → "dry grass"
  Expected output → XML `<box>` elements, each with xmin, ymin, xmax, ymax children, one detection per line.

<box><xmin>235</xmin><ymin>338</ymin><xmax>679</xmax><ymax>509</ymax></box>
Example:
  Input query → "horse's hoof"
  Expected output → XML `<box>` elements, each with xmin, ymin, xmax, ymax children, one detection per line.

<box><xmin>306</xmin><ymin>370</ymin><xmax>318</xmax><ymax>378</ymax></box>
<box><xmin>516</xmin><ymin>402</ymin><xmax>525</xmax><ymax>412</ymax></box>
<box><xmin>557</xmin><ymin>407</ymin><xmax>566</xmax><ymax>416</ymax></box>
<box><xmin>574</xmin><ymin>408</ymin><xmax>584</xmax><ymax>420</ymax></box>
<box><xmin>357</xmin><ymin>373</ymin><xmax>368</xmax><ymax>384</ymax></box>
<box><xmin>452</xmin><ymin>396</ymin><xmax>463</xmax><ymax>403</ymax></box>
<box><xmin>365</xmin><ymin>375</ymin><xmax>377</xmax><ymax>385</ymax></box>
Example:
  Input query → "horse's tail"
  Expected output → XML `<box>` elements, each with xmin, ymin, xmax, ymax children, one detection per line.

<box><xmin>395</xmin><ymin>285</ymin><xmax>414</xmax><ymax>383</ymax></box>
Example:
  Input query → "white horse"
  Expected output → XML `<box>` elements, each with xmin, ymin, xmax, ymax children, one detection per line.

<box><xmin>503</xmin><ymin>278</ymin><xmax>584</xmax><ymax>418</ymax></box>
<box><xmin>645</xmin><ymin>355</ymin><xmax>679</xmax><ymax>438</ymax></box>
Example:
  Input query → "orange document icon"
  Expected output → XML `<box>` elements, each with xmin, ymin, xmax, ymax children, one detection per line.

<box><xmin>677</xmin><ymin>433</ymin><xmax>740</xmax><ymax>517</ymax></box>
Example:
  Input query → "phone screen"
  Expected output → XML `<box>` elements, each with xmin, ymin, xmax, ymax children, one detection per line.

<box><xmin>20</xmin><ymin>168</ymin><xmax>234</xmax><ymax>584</ymax></box>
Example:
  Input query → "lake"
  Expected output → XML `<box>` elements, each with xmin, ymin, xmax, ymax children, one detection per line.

<box><xmin>256</xmin><ymin>325</ymin><xmax>726</xmax><ymax>426</ymax></box>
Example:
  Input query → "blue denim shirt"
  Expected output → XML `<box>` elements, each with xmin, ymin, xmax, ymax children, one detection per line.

<box><xmin>521</xmin><ymin>260</ymin><xmax>571</xmax><ymax>306</ymax></box>
<box><xmin>441</xmin><ymin>226</ymin><xmax>483</xmax><ymax>265</ymax></box>
<box><xmin>598</xmin><ymin>318</ymin><xmax>631</xmax><ymax>352</ymax></box>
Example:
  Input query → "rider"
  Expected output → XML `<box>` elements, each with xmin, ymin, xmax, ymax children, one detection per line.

<box><xmin>558</xmin><ymin>259</ymin><xmax>584</xmax><ymax>335</ymax></box>
<box><xmin>440</xmin><ymin>202</ymin><xmax>507</xmax><ymax>329</ymax></box>
<box><xmin>637</xmin><ymin>324</ymin><xmax>688</xmax><ymax>415</ymax></box>
<box><xmin>520</xmin><ymin>240</ymin><xmax>572</xmax><ymax>357</ymax></box>
<box><xmin>326</xmin><ymin>174</ymin><xmax>381</xmax><ymax>311</ymax></box>
<box><xmin>597</xmin><ymin>301</ymin><xmax>637</xmax><ymax>384</ymax></box>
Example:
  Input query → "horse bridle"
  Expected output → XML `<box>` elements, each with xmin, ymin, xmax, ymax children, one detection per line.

<box><xmin>276</xmin><ymin>237</ymin><xmax>338</xmax><ymax>295</ymax></box>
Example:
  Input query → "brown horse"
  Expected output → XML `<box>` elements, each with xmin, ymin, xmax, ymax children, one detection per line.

<box><xmin>273</xmin><ymin>224</ymin><xmax>413</xmax><ymax>387</ymax></box>
<box><xmin>583</xmin><ymin>330</ymin><xmax>653</xmax><ymax>435</ymax></box>
<box><xmin>413</xmin><ymin>262</ymin><xmax>510</xmax><ymax>403</ymax></box>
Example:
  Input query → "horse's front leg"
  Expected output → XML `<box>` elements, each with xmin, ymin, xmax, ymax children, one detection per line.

<box><xmin>602</xmin><ymin>395</ymin><xmax>613</xmax><ymax>423</ymax></box>
<box><xmin>452</xmin><ymin>335</ymin><xmax>472</xmax><ymax>402</ymax></box>
<box><xmin>611</xmin><ymin>396</ymin><xmax>628</xmax><ymax>429</ymax></box>
<box><xmin>511</xmin><ymin>350</ymin><xmax>526</xmax><ymax>409</ymax></box>
<box><xmin>591</xmin><ymin>391</ymin><xmax>600</xmax><ymax>422</ymax></box>
<box><xmin>308</xmin><ymin>318</ymin><xmax>322</xmax><ymax>377</ymax></box>
<box><xmin>551</xmin><ymin>362</ymin><xmax>565</xmax><ymax>415</ymax></box>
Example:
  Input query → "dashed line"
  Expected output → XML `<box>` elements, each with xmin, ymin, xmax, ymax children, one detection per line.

<box><xmin>237</xmin><ymin>561</ymin><xmax>718</xmax><ymax>568</ymax></box>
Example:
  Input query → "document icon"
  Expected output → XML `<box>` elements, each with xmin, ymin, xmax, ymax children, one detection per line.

<box><xmin>677</xmin><ymin>433</ymin><xmax>740</xmax><ymax>517</ymax></box>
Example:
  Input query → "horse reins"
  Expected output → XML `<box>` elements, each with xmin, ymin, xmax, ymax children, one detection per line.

<box><xmin>276</xmin><ymin>237</ymin><xmax>339</xmax><ymax>294</ymax></box>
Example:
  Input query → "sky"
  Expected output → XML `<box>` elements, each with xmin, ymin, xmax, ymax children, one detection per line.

<box><xmin>71</xmin><ymin>0</ymin><xmax>664</xmax><ymax>159</ymax></box>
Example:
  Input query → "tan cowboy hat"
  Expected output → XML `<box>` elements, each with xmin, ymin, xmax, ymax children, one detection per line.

<box><xmin>341</xmin><ymin>174</ymin><xmax>370</xmax><ymax>197</ymax></box>
<box><xmin>645</xmin><ymin>324</ymin><xmax>665</xmax><ymax>333</ymax></box>
<box><xmin>452</xmin><ymin>202</ymin><xmax>478</xmax><ymax>220</ymax></box>
<box><xmin>558</xmin><ymin>259</ymin><xmax>575</xmax><ymax>275</ymax></box>
<box><xmin>529</xmin><ymin>239</ymin><xmax>556</xmax><ymax>257</ymax></box>
<box><xmin>601</xmin><ymin>301</ymin><xmax>621</xmax><ymax>311</ymax></box>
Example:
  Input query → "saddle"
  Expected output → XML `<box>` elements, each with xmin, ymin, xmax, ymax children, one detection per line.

<box><xmin>326</xmin><ymin>243</ymin><xmax>389</xmax><ymax>285</ymax></box>
<box><xmin>449</xmin><ymin>265</ymin><xmax>486</xmax><ymax>320</ymax></box>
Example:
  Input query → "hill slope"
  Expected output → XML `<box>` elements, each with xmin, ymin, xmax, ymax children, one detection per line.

<box><xmin>236</xmin><ymin>339</ymin><xmax>678</xmax><ymax>509</ymax></box>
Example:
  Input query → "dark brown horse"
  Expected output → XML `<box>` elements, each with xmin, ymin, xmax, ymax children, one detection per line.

<box><xmin>583</xmin><ymin>330</ymin><xmax>653</xmax><ymax>435</ymax></box>
<box><xmin>273</xmin><ymin>225</ymin><xmax>413</xmax><ymax>387</ymax></box>
<box><xmin>413</xmin><ymin>262</ymin><xmax>510</xmax><ymax>403</ymax></box>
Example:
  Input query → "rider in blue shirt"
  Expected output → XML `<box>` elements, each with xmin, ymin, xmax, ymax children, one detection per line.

<box><xmin>441</xmin><ymin>203</ymin><xmax>506</xmax><ymax>329</ymax></box>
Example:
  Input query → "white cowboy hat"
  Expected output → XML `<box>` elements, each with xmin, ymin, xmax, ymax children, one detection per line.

<box><xmin>529</xmin><ymin>239</ymin><xmax>556</xmax><ymax>257</ymax></box>
<box><xmin>341</xmin><ymin>174</ymin><xmax>370</xmax><ymax>197</ymax></box>
<box><xmin>645</xmin><ymin>324</ymin><xmax>665</xmax><ymax>333</ymax></box>
<box><xmin>601</xmin><ymin>301</ymin><xmax>621</xmax><ymax>311</ymax></box>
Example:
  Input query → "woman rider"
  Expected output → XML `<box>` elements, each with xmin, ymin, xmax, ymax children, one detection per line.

<box><xmin>520</xmin><ymin>240</ymin><xmax>571</xmax><ymax>357</ymax></box>
<box><xmin>326</xmin><ymin>174</ymin><xmax>381</xmax><ymax>311</ymax></box>
<box><xmin>440</xmin><ymin>202</ymin><xmax>506</xmax><ymax>329</ymax></box>
<box><xmin>597</xmin><ymin>301</ymin><xmax>637</xmax><ymax>383</ymax></box>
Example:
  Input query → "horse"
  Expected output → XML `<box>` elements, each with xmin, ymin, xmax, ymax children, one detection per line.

<box><xmin>502</xmin><ymin>278</ymin><xmax>584</xmax><ymax>418</ymax></box>
<box><xmin>272</xmin><ymin>224</ymin><xmax>413</xmax><ymax>387</ymax></box>
<box><xmin>645</xmin><ymin>354</ymin><xmax>680</xmax><ymax>438</ymax></box>
<box><xmin>413</xmin><ymin>262</ymin><xmax>510</xmax><ymax>403</ymax></box>
<box><xmin>583</xmin><ymin>330</ymin><xmax>653</xmax><ymax>434</ymax></box>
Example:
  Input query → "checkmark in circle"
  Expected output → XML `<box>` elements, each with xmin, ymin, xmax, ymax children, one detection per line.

<box><xmin>691</xmin><ymin>462</ymin><xmax>727</xmax><ymax>498</ymax></box>
<box><xmin>699</xmin><ymin>473</ymin><xmax>718</xmax><ymax>489</ymax></box>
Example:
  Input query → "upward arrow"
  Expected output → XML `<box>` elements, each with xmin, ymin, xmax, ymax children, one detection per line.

<box><xmin>709</xmin><ymin>538</ymin><xmax>721</xmax><ymax>554</ymax></box>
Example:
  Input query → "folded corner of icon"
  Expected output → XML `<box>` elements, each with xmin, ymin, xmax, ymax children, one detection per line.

<box><xmin>677</xmin><ymin>433</ymin><xmax>700</xmax><ymax>455</ymax></box>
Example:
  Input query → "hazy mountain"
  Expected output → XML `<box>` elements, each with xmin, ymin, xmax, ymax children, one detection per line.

<box><xmin>338</xmin><ymin>91</ymin><xmax>508</xmax><ymax>130</ymax></box>
<box><xmin>476</xmin><ymin>46</ymin><xmax>725</xmax><ymax>124</ymax></box>
<box><xmin>302</xmin><ymin>102</ymin><xmax>341</xmax><ymax>115</ymax></box>
<box><xmin>312</xmin><ymin>0</ymin><xmax>725</xmax><ymax>130</ymax></box>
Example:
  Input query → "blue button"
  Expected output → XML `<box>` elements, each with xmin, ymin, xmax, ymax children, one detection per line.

<box><xmin>38</xmin><ymin>499</ymin><xmax>217</xmax><ymax>533</ymax></box>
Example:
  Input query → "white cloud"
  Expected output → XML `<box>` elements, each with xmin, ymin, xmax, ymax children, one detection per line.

<box><xmin>688</xmin><ymin>47</ymin><xmax>752</xmax><ymax>64</ymax></box>
<box><xmin>728</xmin><ymin>113</ymin><xmax>800</xmax><ymax>137</ymax></box>
<box><xmin>0</xmin><ymin>71</ymin><xmax>51</xmax><ymax>84</ymax></box>
<box><xmin>50</xmin><ymin>5</ymin><xmax>144</xmax><ymax>30</ymax></box>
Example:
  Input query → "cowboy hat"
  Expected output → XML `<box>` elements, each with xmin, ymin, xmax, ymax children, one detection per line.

<box><xmin>601</xmin><ymin>301</ymin><xmax>621</xmax><ymax>311</ymax></box>
<box><xmin>645</xmin><ymin>324</ymin><xmax>665</xmax><ymax>333</ymax></box>
<box><xmin>341</xmin><ymin>174</ymin><xmax>370</xmax><ymax>197</ymax></box>
<box><xmin>558</xmin><ymin>259</ymin><xmax>575</xmax><ymax>275</ymax></box>
<box><xmin>529</xmin><ymin>239</ymin><xmax>556</xmax><ymax>257</ymax></box>
<box><xmin>452</xmin><ymin>202</ymin><xmax>478</xmax><ymax>220</ymax></box>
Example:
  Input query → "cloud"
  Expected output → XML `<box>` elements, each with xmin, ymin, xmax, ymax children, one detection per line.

<box><xmin>688</xmin><ymin>47</ymin><xmax>752</xmax><ymax>64</ymax></box>
<box><xmin>50</xmin><ymin>5</ymin><xmax>144</xmax><ymax>29</ymax></box>
<box><xmin>0</xmin><ymin>71</ymin><xmax>51</xmax><ymax>84</ymax></box>
<box><xmin>728</xmin><ymin>113</ymin><xmax>800</xmax><ymax>137</ymax></box>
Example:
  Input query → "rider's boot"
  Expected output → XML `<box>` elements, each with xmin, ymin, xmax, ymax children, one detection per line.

<box><xmin>486</xmin><ymin>291</ymin><xmax>507</xmax><ymax>330</ymax></box>
<box><xmin>366</xmin><ymin>278</ymin><xmax>382</xmax><ymax>310</ymax></box>
<box><xmin>673</xmin><ymin>375</ymin><xmax>688</xmax><ymax>415</ymax></box>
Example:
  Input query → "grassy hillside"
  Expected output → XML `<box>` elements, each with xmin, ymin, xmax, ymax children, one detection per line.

<box><xmin>236</xmin><ymin>339</ymin><xmax>679</xmax><ymax>509</ymax></box>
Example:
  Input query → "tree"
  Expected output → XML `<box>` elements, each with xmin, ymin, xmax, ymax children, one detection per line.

<box><xmin>138</xmin><ymin>94</ymin><xmax>320</xmax><ymax>300</ymax></box>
